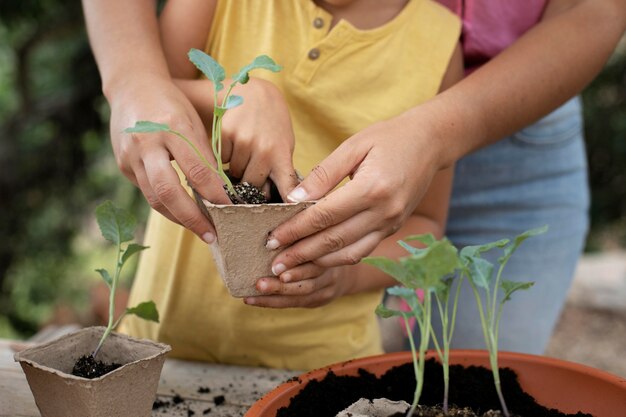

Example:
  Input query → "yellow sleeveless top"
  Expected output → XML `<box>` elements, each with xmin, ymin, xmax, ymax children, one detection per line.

<box><xmin>123</xmin><ymin>0</ymin><xmax>460</xmax><ymax>370</ymax></box>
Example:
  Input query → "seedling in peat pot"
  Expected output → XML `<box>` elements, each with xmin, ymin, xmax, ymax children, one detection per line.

<box><xmin>72</xmin><ymin>201</ymin><xmax>159</xmax><ymax>378</ymax></box>
<box><xmin>363</xmin><ymin>234</ymin><xmax>462</xmax><ymax>417</ymax></box>
<box><xmin>125</xmin><ymin>49</ymin><xmax>281</xmax><ymax>203</ymax></box>
<box><xmin>460</xmin><ymin>225</ymin><xmax>548</xmax><ymax>417</ymax></box>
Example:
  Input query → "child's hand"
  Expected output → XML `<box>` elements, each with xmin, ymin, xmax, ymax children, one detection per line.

<box><xmin>221</xmin><ymin>78</ymin><xmax>300</xmax><ymax>201</ymax></box>
<box><xmin>244</xmin><ymin>264</ymin><xmax>353</xmax><ymax>308</ymax></box>
<box><xmin>109</xmin><ymin>73</ymin><xmax>229</xmax><ymax>243</ymax></box>
<box><xmin>177</xmin><ymin>77</ymin><xmax>300</xmax><ymax>201</ymax></box>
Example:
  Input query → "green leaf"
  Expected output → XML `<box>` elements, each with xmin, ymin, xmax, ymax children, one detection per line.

<box><xmin>375</xmin><ymin>303</ymin><xmax>411</xmax><ymax>319</ymax></box>
<box><xmin>231</xmin><ymin>55</ymin><xmax>281</xmax><ymax>85</ymax></box>
<box><xmin>121</xmin><ymin>243</ymin><xmax>149</xmax><ymax>265</ymax></box>
<box><xmin>95</xmin><ymin>201</ymin><xmax>136</xmax><ymax>244</ymax></box>
<box><xmin>466</xmin><ymin>256</ymin><xmax>494</xmax><ymax>289</ymax></box>
<box><xmin>500</xmin><ymin>280</ymin><xmax>534</xmax><ymax>303</ymax></box>
<box><xmin>460</xmin><ymin>239</ymin><xmax>509</xmax><ymax>260</ymax></box>
<box><xmin>398</xmin><ymin>240</ymin><xmax>427</xmax><ymax>256</ymax></box>
<box><xmin>224</xmin><ymin>95</ymin><xmax>243</xmax><ymax>109</ymax></box>
<box><xmin>188</xmin><ymin>48</ymin><xmax>225</xmax><ymax>92</ymax></box>
<box><xmin>362</xmin><ymin>257</ymin><xmax>409</xmax><ymax>284</ymax></box>
<box><xmin>96</xmin><ymin>268</ymin><xmax>112</xmax><ymax>287</ymax></box>
<box><xmin>215</xmin><ymin>95</ymin><xmax>244</xmax><ymax>116</ymax></box>
<box><xmin>405</xmin><ymin>233</ymin><xmax>436</xmax><ymax>247</ymax></box>
<box><xmin>123</xmin><ymin>121</ymin><xmax>170</xmax><ymax>134</ymax></box>
<box><xmin>500</xmin><ymin>225</ymin><xmax>548</xmax><ymax>263</ymax></box>
<box><xmin>126</xmin><ymin>301</ymin><xmax>159</xmax><ymax>323</ymax></box>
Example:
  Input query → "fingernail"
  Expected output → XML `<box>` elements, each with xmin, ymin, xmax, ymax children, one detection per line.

<box><xmin>202</xmin><ymin>232</ymin><xmax>215</xmax><ymax>244</ymax></box>
<box><xmin>287</xmin><ymin>187</ymin><xmax>308</xmax><ymax>203</ymax></box>
<box><xmin>244</xmin><ymin>298</ymin><xmax>256</xmax><ymax>305</ymax></box>
<box><xmin>281</xmin><ymin>273</ymin><xmax>292</xmax><ymax>283</ymax></box>
<box><xmin>266</xmin><ymin>238</ymin><xmax>280</xmax><ymax>250</ymax></box>
<box><xmin>258</xmin><ymin>280</ymin><xmax>268</xmax><ymax>291</ymax></box>
<box><xmin>272</xmin><ymin>263</ymin><xmax>286</xmax><ymax>276</ymax></box>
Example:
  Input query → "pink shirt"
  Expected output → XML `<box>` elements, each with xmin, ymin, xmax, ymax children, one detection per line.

<box><xmin>437</xmin><ymin>0</ymin><xmax>548</xmax><ymax>72</ymax></box>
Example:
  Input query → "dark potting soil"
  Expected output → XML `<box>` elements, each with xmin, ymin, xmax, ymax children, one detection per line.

<box><xmin>225</xmin><ymin>173</ymin><xmax>284</xmax><ymax>205</ymax></box>
<box><xmin>276</xmin><ymin>359</ymin><xmax>594</xmax><ymax>417</ymax></box>
<box><xmin>71</xmin><ymin>354</ymin><xmax>121</xmax><ymax>379</ymax></box>
<box><xmin>226</xmin><ymin>182</ymin><xmax>267</xmax><ymax>204</ymax></box>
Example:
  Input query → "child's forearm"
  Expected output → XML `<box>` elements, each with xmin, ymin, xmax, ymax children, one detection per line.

<box><xmin>343</xmin><ymin>215</ymin><xmax>446</xmax><ymax>295</ymax></box>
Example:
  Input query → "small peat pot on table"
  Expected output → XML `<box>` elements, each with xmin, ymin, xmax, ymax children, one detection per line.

<box><xmin>14</xmin><ymin>326</ymin><xmax>170</xmax><ymax>417</ymax></box>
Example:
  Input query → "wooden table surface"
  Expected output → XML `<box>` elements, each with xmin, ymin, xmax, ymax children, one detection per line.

<box><xmin>0</xmin><ymin>339</ymin><xmax>298</xmax><ymax>417</ymax></box>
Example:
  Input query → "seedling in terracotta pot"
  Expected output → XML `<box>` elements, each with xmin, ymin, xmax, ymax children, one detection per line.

<box><xmin>460</xmin><ymin>225</ymin><xmax>548</xmax><ymax>417</ymax></box>
<box><xmin>125</xmin><ymin>49</ymin><xmax>281</xmax><ymax>204</ymax></box>
<box><xmin>364</xmin><ymin>234</ymin><xmax>461</xmax><ymax>417</ymax></box>
<box><xmin>72</xmin><ymin>200</ymin><xmax>160</xmax><ymax>378</ymax></box>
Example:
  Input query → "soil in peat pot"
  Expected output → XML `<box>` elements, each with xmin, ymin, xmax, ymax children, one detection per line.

<box><xmin>71</xmin><ymin>354</ymin><xmax>121</xmax><ymax>379</ymax></box>
<box><xmin>225</xmin><ymin>174</ymin><xmax>285</xmax><ymax>205</ymax></box>
<box><xmin>276</xmin><ymin>359</ymin><xmax>593</xmax><ymax>417</ymax></box>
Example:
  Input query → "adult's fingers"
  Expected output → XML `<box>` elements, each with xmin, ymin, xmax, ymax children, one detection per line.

<box><xmin>143</xmin><ymin>146</ymin><xmax>217</xmax><ymax>242</ymax></box>
<box><xmin>272</xmin><ymin>210</ymin><xmax>386</xmax><ymax>272</ymax></box>
<box><xmin>285</xmin><ymin>138</ymin><xmax>366</xmax><ymax>203</ymax></box>
<box><xmin>132</xmin><ymin>158</ymin><xmax>179</xmax><ymax>225</ymax></box>
<box><xmin>277</xmin><ymin>262</ymin><xmax>326</xmax><ymax>283</ymax></box>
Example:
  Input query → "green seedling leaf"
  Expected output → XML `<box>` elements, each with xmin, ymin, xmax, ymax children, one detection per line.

<box><xmin>398</xmin><ymin>240</ymin><xmax>428</xmax><ymax>256</ymax></box>
<box><xmin>188</xmin><ymin>48</ymin><xmax>225</xmax><ymax>91</ymax></box>
<box><xmin>465</xmin><ymin>256</ymin><xmax>494</xmax><ymax>289</ymax></box>
<box><xmin>121</xmin><ymin>243</ymin><xmax>149</xmax><ymax>265</ymax></box>
<box><xmin>225</xmin><ymin>95</ymin><xmax>243</xmax><ymax>109</ymax></box>
<box><xmin>375</xmin><ymin>303</ymin><xmax>411</xmax><ymax>319</ymax></box>
<box><xmin>500</xmin><ymin>280</ymin><xmax>534</xmax><ymax>303</ymax></box>
<box><xmin>126</xmin><ymin>301</ymin><xmax>159</xmax><ymax>323</ymax></box>
<box><xmin>96</xmin><ymin>268</ymin><xmax>112</xmax><ymax>287</ymax></box>
<box><xmin>124</xmin><ymin>121</ymin><xmax>170</xmax><ymax>133</ymax></box>
<box><xmin>231</xmin><ymin>55</ymin><xmax>282</xmax><ymax>85</ymax></box>
<box><xmin>362</xmin><ymin>256</ymin><xmax>409</xmax><ymax>284</ymax></box>
<box><xmin>460</xmin><ymin>239</ymin><xmax>509</xmax><ymax>260</ymax></box>
<box><xmin>387</xmin><ymin>286</ymin><xmax>421</xmax><ymax>312</ymax></box>
<box><xmin>96</xmin><ymin>200</ymin><xmax>136</xmax><ymax>244</ymax></box>
<box><xmin>405</xmin><ymin>233</ymin><xmax>437</xmax><ymax>247</ymax></box>
<box><xmin>215</xmin><ymin>95</ymin><xmax>244</xmax><ymax>117</ymax></box>
<box><xmin>500</xmin><ymin>225</ymin><xmax>548</xmax><ymax>264</ymax></box>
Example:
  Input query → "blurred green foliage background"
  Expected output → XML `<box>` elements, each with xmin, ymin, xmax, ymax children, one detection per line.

<box><xmin>0</xmin><ymin>2</ymin><xmax>624</xmax><ymax>339</ymax></box>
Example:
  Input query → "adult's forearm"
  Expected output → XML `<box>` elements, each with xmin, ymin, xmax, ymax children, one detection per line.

<box><xmin>81</xmin><ymin>0</ymin><xmax>171</xmax><ymax>101</ymax></box>
<box><xmin>420</xmin><ymin>0</ymin><xmax>626</xmax><ymax>169</ymax></box>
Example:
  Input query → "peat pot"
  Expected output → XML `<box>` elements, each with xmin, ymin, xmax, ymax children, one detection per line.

<box><xmin>14</xmin><ymin>326</ymin><xmax>171</xmax><ymax>417</ymax></box>
<box><xmin>246</xmin><ymin>350</ymin><xmax>626</xmax><ymax>417</ymax></box>
<box><xmin>200</xmin><ymin>200</ymin><xmax>314</xmax><ymax>297</ymax></box>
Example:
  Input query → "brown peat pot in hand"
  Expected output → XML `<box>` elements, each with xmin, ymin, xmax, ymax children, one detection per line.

<box><xmin>200</xmin><ymin>199</ymin><xmax>314</xmax><ymax>297</ymax></box>
<box><xmin>245</xmin><ymin>350</ymin><xmax>626</xmax><ymax>417</ymax></box>
<box><xmin>14</xmin><ymin>326</ymin><xmax>170</xmax><ymax>417</ymax></box>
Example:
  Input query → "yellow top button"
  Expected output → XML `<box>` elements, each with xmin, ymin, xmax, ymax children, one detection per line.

<box><xmin>308</xmin><ymin>48</ymin><xmax>321</xmax><ymax>60</ymax></box>
<box><xmin>313</xmin><ymin>17</ymin><xmax>324</xmax><ymax>29</ymax></box>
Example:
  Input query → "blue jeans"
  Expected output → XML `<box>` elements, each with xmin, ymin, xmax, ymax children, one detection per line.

<box><xmin>430</xmin><ymin>96</ymin><xmax>589</xmax><ymax>354</ymax></box>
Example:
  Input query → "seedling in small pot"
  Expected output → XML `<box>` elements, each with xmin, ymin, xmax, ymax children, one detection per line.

<box><xmin>125</xmin><ymin>49</ymin><xmax>281</xmax><ymax>204</ymax></box>
<box><xmin>72</xmin><ymin>201</ymin><xmax>159</xmax><ymax>379</ymax></box>
<box><xmin>363</xmin><ymin>234</ymin><xmax>461</xmax><ymax>417</ymax></box>
<box><xmin>460</xmin><ymin>225</ymin><xmax>548</xmax><ymax>417</ymax></box>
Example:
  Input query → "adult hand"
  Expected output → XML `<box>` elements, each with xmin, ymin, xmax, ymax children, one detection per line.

<box><xmin>266</xmin><ymin>111</ymin><xmax>444</xmax><ymax>271</ymax></box>
<box><xmin>108</xmin><ymin>73</ymin><xmax>229</xmax><ymax>243</ymax></box>
<box><xmin>244</xmin><ymin>264</ymin><xmax>352</xmax><ymax>308</ymax></box>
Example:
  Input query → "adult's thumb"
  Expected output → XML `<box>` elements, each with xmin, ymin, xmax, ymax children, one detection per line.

<box><xmin>287</xmin><ymin>140</ymin><xmax>363</xmax><ymax>202</ymax></box>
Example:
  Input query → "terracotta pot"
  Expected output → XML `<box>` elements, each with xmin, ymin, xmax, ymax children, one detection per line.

<box><xmin>198</xmin><ymin>199</ymin><xmax>314</xmax><ymax>297</ymax></box>
<box><xmin>245</xmin><ymin>350</ymin><xmax>626</xmax><ymax>417</ymax></box>
<box><xmin>14</xmin><ymin>326</ymin><xmax>171</xmax><ymax>417</ymax></box>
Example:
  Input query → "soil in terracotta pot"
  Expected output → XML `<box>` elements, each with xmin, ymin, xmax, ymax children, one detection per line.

<box><xmin>276</xmin><ymin>359</ymin><xmax>593</xmax><ymax>417</ymax></box>
<box><xmin>71</xmin><ymin>354</ymin><xmax>121</xmax><ymax>379</ymax></box>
